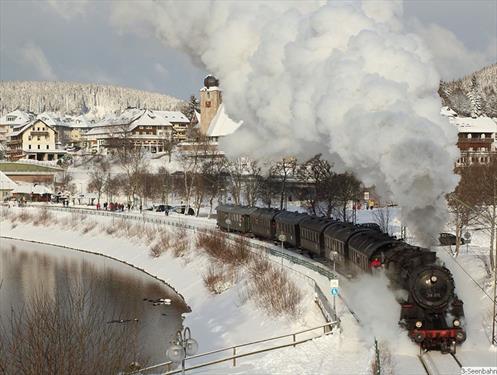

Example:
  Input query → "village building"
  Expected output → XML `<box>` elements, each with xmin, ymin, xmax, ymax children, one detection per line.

<box><xmin>0</xmin><ymin>160</ymin><xmax>62</xmax><ymax>185</ymax></box>
<box><xmin>0</xmin><ymin>171</ymin><xmax>16</xmax><ymax>201</ymax></box>
<box><xmin>442</xmin><ymin>107</ymin><xmax>497</xmax><ymax>166</ymax></box>
<box><xmin>83</xmin><ymin>108</ymin><xmax>189</xmax><ymax>154</ymax></box>
<box><xmin>6</xmin><ymin>119</ymin><xmax>66</xmax><ymax>161</ymax></box>
<box><xmin>0</xmin><ymin>110</ymin><xmax>35</xmax><ymax>144</ymax></box>
<box><xmin>198</xmin><ymin>75</ymin><xmax>242</xmax><ymax>140</ymax></box>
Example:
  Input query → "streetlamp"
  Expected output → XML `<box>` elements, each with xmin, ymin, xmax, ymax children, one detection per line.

<box><xmin>225</xmin><ymin>218</ymin><xmax>232</xmax><ymax>233</ymax></box>
<box><xmin>330</xmin><ymin>251</ymin><xmax>338</xmax><ymax>273</ymax></box>
<box><xmin>166</xmin><ymin>327</ymin><xmax>198</xmax><ymax>375</ymax></box>
<box><xmin>278</xmin><ymin>233</ymin><xmax>287</xmax><ymax>250</ymax></box>
<box><xmin>278</xmin><ymin>234</ymin><xmax>287</xmax><ymax>268</ymax></box>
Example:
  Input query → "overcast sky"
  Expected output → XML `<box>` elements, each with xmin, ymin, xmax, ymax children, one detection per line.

<box><xmin>0</xmin><ymin>0</ymin><xmax>495</xmax><ymax>100</ymax></box>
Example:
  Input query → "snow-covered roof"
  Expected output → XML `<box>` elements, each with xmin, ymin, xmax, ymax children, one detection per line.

<box><xmin>9</xmin><ymin>119</ymin><xmax>56</xmax><ymax>137</ymax></box>
<box><xmin>98</xmin><ymin>108</ymin><xmax>145</xmax><ymax>127</ymax></box>
<box><xmin>440</xmin><ymin>107</ymin><xmax>458</xmax><ymax>117</ymax></box>
<box><xmin>0</xmin><ymin>110</ymin><xmax>35</xmax><ymax>126</ymax></box>
<box><xmin>200</xmin><ymin>86</ymin><xmax>221</xmax><ymax>92</ymax></box>
<box><xmin>0</xmin><ymin>171</ymin><xmax>17</xmax><ymax>191</ymax></box>
<box><xmin>64</xmin><ymin>115</ymin><xmax>93</xmax><ymax>129</ymax></box>
<box><xmin>449</xmin><ymin>116</ymin><xmax>497</xmax><ymax>133</ymax></box>
<box><xmin>37</xmin><ymin>112</ymin><xmax>70</xmax><ymax>127</ymax></box>
<box><xmin>154</xmin><ymin>111</ymin><xmax>190</xmax><ymax>124</ymax></box>
<box><xmin>206</xmin><ymin>104</ymin><xmax>242</xmax><ymax>138</ymax></box>
<box><xmin>12</xmin><ymin>183</ymin><xmax>53</xmax><ymax>195</ymax></box>
<box><xmin>9</xmin><ymin>121</ymin><xmax>34</xmax><ymax>137</ymax></box>
<box><xmin>194</xmin><ymin>110</ymin><xmax>201</xmax><ymax>124</ymax></box>
<box><xmin>128</xmin><ymin>110</ymin><xmax>173</xmax><ymax>130</ymax></box>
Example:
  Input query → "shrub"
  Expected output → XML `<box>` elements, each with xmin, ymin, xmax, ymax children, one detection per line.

<box><xmin>33</xmin><ymin>207</ymin><xmax>52</xmax><ymax>226</ymax></box>
<box><xmin>172</xmin><ymin>226</ymin><xmax>189</xmax><ymax>257</ymax></box>
<box><xmin>246</xmin><ymin>256</ymin><xmax>302</xmax><ymax>317</ymax></box>
<box><xmin>0</xmin><ymin>281</ymin><xmax>147</xmax><ymax>374</ymax></box>
<box><xmin>202</xmin><ymin>265</ymin><xmax>234</xmax><ymax>294</ymax></box>
<box><xmin>81</xmin><ymin>220</ymin><xmax>97</xmax><ymax>234</ymax></box>
<box><xmin>149</xmin><ymin>231</ymin><xmax>171</xmax><ymax>258</ymax></box>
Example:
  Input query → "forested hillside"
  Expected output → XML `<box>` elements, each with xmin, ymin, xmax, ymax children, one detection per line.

<box><xmin>0</xmin><ymin>81</ymin><xmax>182</xmax><ymax>118</ymax></box>
<box><xmin>439</xmin><ymin>63</ymin><xmax>497</xmax><ymax>118</ymax></box>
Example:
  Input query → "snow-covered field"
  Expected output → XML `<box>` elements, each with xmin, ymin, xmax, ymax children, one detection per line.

<box><xmin>1</xmin><ymin>205</ymin><xmax>496</xmax><ymax>374</ymax></box>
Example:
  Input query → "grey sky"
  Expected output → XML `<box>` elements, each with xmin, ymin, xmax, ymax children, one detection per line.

<box><xmin>0</xmin><ymin>0</ymin><xmax>495</xmax><ymax>100</ymax></box>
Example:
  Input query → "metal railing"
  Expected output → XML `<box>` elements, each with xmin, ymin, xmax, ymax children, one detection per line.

<box><xmin>134</xmin><ymin>321</ymin><xmax>337</xmax><ymax>374</ymax></box>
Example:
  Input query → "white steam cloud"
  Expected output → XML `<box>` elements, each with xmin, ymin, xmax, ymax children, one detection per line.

<box><xmin>112</xmin><ymin>0</ymin><xmax>460</xmax><ymax>244</ymax></box>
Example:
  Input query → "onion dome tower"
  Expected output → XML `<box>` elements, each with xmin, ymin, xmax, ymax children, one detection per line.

<box><xmin>199</xmin><ymin>75</ymin><xmax>222</xmax><ymax>135</ymax></box>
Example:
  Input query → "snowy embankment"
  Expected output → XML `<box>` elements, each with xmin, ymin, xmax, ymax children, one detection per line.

<box><xmin>0</xmin><ymin>206</ymin><xmax>376</xmax><ymax>374</ymax></box>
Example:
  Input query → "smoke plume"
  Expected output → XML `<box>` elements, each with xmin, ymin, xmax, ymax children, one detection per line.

<box><xmin>112</xmin><ymin>1</ymin><xmax>460</xmax><ymax>244</ymax></box>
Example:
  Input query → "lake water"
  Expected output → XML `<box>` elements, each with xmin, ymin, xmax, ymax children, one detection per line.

<box><xmin>0</xmin><ymin>238</ymin><xmax>189</xmax><ymax>367</ymax></box>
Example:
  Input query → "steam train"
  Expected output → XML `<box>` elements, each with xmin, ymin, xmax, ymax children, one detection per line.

<box><xmin>216</xmin><ymin>205</ymin><xmax>466</xmax><ymax>354</ymax></box>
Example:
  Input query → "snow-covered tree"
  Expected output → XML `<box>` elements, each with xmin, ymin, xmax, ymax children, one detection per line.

<box><xmin>0</xmin><ymin>81</ymin><xmax>183</xmax><ymax>119</ymax></box>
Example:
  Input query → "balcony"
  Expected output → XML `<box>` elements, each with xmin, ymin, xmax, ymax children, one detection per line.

<box><xmin>30</xmin><ymin>131</ymin><xmax>49</xmax><ymax>136</ymax></box>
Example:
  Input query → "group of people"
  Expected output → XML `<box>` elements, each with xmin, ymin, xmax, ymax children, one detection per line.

<box><xmin>96</xmin><ymin>202</ymin><xmax>130</xmax><ymax>212</ymax></box>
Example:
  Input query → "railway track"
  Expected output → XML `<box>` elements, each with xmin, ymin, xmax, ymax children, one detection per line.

<box><xmin>418</xmin><ymin>351</ymin><xmax>462</xmax><ymax>375</ymax></box>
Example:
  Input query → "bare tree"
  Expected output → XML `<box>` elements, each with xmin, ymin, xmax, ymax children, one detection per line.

<box><xmin>104</xmin><ymin>173</ymin><xmax>123</xmax><ymax>202</ymax></box>
<box><xmin>157</xmin><ymin>167</ymin><xmax>173</xmax><ymax>204</ymax></box>
<box><xmin>273</xmin><ymin>157</ymin><xmax>297</xmax><ymax>210</ymax></box>
<box><xmin>201</xmin><ymin>156</ymin><xmax>228</xmax><ymax>217</ymax></box>
<box><xmin>177</xmin><ymin>131</ymin><xmax>211</xmax><ymax>214</ymax></box>
<box><xmin>258</xmin><ymin>161</ymin><xmax>279</xmax><ymax>208</ymax></box>
<box><xmin>373</xmin><ymin>205</ymin><xmax>392</xmax><ymax>234</ymax></box>
<box><xmin>0</xmin><ymin>281</ymin><xmax>146</xmax><ymax>374</ymax></box>
<box><xmin>57</xmin><ymin>169</ymin><xmax>76</xmax><ymax>195</ymax></box>
<box><xmin>243</xmin><ymin>160</ymin><xmax>262</xmax><ymax>206</ymax></box>
<box><xmin>87</xmin><ymin>159</ymin><xmax>109</xmax><ymax>204</ymax></box>
<box><xmin>296</xmin><ymin>155</ymin><xmax>336</xmax><ymax>216</ymax></box>
<box><xmin>332</xmin><ymin>172</ymin><xmax>361</xmax><ymax>222</ymax></box>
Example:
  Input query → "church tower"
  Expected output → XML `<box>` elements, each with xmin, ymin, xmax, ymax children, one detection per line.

<box><xmin>199</xmin><ymin>75</ymin><xmax>222</xmax><ymax>135</ymax></box>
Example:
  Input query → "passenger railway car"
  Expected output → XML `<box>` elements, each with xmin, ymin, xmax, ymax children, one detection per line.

<box><xmin>216</xmin><ymin>205</ymin><xmax>257</xmax><ymax>233</ymax></box>
<box><xmin>323</xmin><ymin>222</ymin><xmax>360</xmax><ymax>266</ymax></box>
<box><xmin>299</xmin><ymin>216</ymin><xmax>336</xmax><ymax>258</ymax></box>
<box><xmin>250</xmin><ymin>208</ymin><xmax>281</xmax><ymax>239</ymax></box>
<box><xmin>274</xmin><ymin>211</ymin><xmax>308</xmax><ymax>248</ymax></box>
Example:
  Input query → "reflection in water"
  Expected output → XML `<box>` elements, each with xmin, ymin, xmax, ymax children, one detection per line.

<box><xmin>0</xmin><ymin>239</ymin><xmax>189</xmax><ymax>369</ymax></box>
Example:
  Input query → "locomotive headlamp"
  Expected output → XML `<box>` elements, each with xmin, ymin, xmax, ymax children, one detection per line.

<box><xmin>453</xmin><ymin>319</ymin><xmax>460</xmax><ymax>327</ymax></box>
<box><xmin>430</xmin><ymin>275</ymin><xmax>438</xmax><ymax>283</ymax></box>
<box><xmin>415</xmin><ymin>321</ymin><xmax>423</xmax><ymax>328</ymax></box>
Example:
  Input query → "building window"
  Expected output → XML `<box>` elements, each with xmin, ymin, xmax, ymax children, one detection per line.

<box><xmin>37</xmin><ymin>145</ymin><xmax>40</xmax><ymax>149</ymax></box>
<box><xmin>46</xmin><ymin>145</ymin><xmax>49</xmax><ymax>149</ymax></box>
<box><xmin>28</xmin><ymin>144</ymin><xmax>31</xmax><ymax>149</ymax></box>
<box><xmin>467</xmin><ymin>134</ymin><xmax>472</xmax><ymax>139</ymax></box>
<box><xmin>37</xmin><ymin>136</ymin><xmax>40</xmax><ymax>141</ymax></box>
<box><xmin>28</xmin><ymin>136</ymin><xmax>32</xmax><ymax>140</ymax></box>
<box><xmin>6</xmin><ymin>116</ymin><xmax>16</xmax><ymax>121</ymax></box>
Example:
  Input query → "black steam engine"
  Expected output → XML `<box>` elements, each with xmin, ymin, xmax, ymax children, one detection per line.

<box><xmin>216</xmin><ymin>204</ymin><xmax>466</xmax><ymax>353</ymax></box>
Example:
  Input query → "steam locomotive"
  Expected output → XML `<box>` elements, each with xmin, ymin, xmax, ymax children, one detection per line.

<box><xmin>216</xmin><ymin>205</ymin><xmax>466</xmax><ymax>354</ymax></box>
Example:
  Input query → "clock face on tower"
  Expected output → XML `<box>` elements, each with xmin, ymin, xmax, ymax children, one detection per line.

<box><xmin>206</xmin><ymin>101</ymin><xmax>211</xmax><ymax>108</ymax></box>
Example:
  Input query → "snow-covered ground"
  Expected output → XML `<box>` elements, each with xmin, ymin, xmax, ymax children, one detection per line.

<box><xmin>1</xmin><ymin>205</ymin><xmax>496</xmax><ymax>374</ymax></box>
